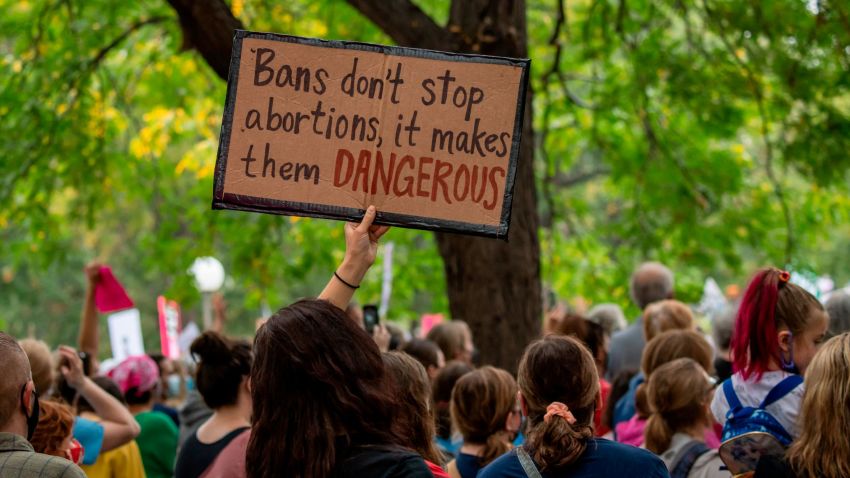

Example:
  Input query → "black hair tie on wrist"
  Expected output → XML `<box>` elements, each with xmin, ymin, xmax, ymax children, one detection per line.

<box><xmin>334</xmin><ymin>271</ymin><xmax>360</xmax><ymax>289</ymax></box>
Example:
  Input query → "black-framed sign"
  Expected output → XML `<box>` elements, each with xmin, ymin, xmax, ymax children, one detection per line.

<box><xmin>213</xmin><ymin>30</ymin><xmax>529</xmax><ymax>239</ymax></box>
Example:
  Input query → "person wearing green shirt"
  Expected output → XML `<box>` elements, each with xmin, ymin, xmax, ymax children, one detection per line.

<box><xmin>109</xmin><ymin>355</ymin><xmax>179</xmax><ymax>478</ymax></box>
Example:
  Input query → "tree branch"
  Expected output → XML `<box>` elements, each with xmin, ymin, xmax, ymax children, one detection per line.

<box><xmin>166</xmin><ymin>0</ymin><xmax>244</xmax><ymax>80</ymax></box>
<box><xmin>344</xmin><ymin>0</ymin><xmax>449</xmax><ymax>50</ymax></box>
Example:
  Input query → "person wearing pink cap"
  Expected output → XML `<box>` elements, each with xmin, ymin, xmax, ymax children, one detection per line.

<box><xmin>109</xmin><ymin>355</ymin><xmax>177</xmax><ymax>478</ymax></box>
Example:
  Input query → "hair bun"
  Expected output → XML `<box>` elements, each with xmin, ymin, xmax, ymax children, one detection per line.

<box><xmin>190</xmin><ymin>331</ymin><xmax>232</xmax><ymax>366</ymax></box>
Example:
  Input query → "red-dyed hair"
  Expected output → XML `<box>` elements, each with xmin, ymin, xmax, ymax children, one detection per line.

<box><xmin>732</xmin><ymin>268</ymin><xmax>823</xmax><ymax>379</ymax></box>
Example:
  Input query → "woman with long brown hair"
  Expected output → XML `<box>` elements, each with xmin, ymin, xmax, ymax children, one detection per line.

<box><xmin>478</xmin><ymin>335</ymin><xmax>667</xmax><ymax>478</ymax></box>
<box><xmin>448</xmin><ymin>366</ymin><xmax>520</xmax><ymax>478</ymax></box>
<box><xmin>754</xmin><ymin>332</ymin><xmax>850</xmax><ymax>478</ymax></box>
<box><xmin>246</xmin><ymin>206</ymin><xmax>432</xmax><ymax>478</ymax></box>
<box><xmin>644</xmin><ymin>358</ymin><xmax>726</xmax><ymax>478</ymax></box>
<box><xmin>382</xmin><ymin>351</ymin><xmax>448</xmax><ymax>477</ymax></box>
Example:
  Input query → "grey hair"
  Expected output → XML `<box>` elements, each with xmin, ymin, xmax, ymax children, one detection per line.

<box><xmin>587</xmin><ymin>304</ymin><xmax>627</xmax><ymax>336</ymax></box>
<box><xmin>630</xmin><ymin>262</ymin><xmax>675</xmax><ymax>310</ymax></box>
<box><xmin>826</xmin><ymin>291</ymin><xmax>850</xmax><ymax>336</ymax></box>
<box><xmin>712</xmin><ymin>307</ymin><xmax>737</xmax><ymax>351</ymax></box>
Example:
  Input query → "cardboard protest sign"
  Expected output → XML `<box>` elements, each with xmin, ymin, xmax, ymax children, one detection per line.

<box><xmin>213</xmin><ymin>30</ymin><xmax>530</xmax><ymax>238</ymax></box>
<box><xmin>157</xmin><ymin>296</ymin><xmax>182</xmax><ymax>359</ymax></box>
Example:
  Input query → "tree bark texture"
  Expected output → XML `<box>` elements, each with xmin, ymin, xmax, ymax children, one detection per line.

<box><xmin>168</xmin><ymin>0</ymin><xmax>542</xmax><ymax>370</ymax></box>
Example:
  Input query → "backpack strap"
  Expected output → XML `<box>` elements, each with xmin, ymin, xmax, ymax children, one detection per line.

<box><xmin>670</xmin><ymin>441</ymin><xmax>711</xmax><ymax>478</ymax></box>
<box><xmin>516</xmin><ymin>447</ymin><xmax>543</xmax><ymax>478</ymax></box>
<box><xmin>759</xmin><ymin>375</ymin><xmax>803</xmax><ymax>408</ymax></box>
<box><xmin>722</xmin><ymin>378</ymin><xmax>743</xmax><ymax>411</ymax></box>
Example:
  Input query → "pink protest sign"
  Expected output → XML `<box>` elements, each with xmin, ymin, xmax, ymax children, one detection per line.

<box><xmin>94</xmin><ymin>266</ymin><xmax>134</xmax><ymax>313</ymax></box>
<box><xmin>157</xmin><ymin>296</ymin><xmax>182</xmax><ymax>360</ymax></box>
<box><xmin>420</xmin><ymin>313</ymin><xmax>444</xmax><ymax>337</ymax></box>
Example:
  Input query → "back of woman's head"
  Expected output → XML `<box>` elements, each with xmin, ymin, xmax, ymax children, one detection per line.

<box><xmin>432</xmin><ymin>360</ymin><xmax>474</xmax><ymax>440</ymax></box>
<box><xmin>644</xmin><ymin>358</ymin><xmax>714</xmax><ymax>454</ymax></box>
<box><xmin>401</xmin><ymin>338</ymin><xmax>442</xmax><ymax>371</ymax></box>
<box><xmin>247</xmin><ymin>299</ymin><xmax>401</xmax><ymax>478</ymax></box>
<box><xmin>382</xmin><ymin>351</ymin><xmax>442</xmax><ymax>464</ymax></box>
<box><xmin>643</xmin><ymin>300</ymin><xmax>694</xmax><ymax>342</ymax></box>
<box><xmin>788</xmin><ymin>333</ymin><xmax>850</xmax><ymax>478</ymax></box>
<box><xmin>549</xmin><ymin>314</ymin><xmax>607</xmax><ymax>369</ymax></box>
<box><xmin>190</xmin><ymin>331</ymin><xmax>252</xmax><ymax>409</ymax></box>
<box><xmin>19</xmin><ymin>339</ymin><xmax>54</xmax><ymax>397</ymax></box>
<box><xmin>30</xmin><ymin>400</ymin><xmax>74</xmax><ymax>456</ymax></box>
<box><xmin>426</xmin><ymin>321</ymin><xmax>467</xmax><ymax>361</ymax></box>
<box><xmin>451</xmin><ymin>366</ymin><xmax>517</xmax><ymax>466</ymax></box>
<box><xmin>733</xmin><ymin>268</ymin><xmax>824</xmax><ymax>379</ymax></box>
<box><xmin>635</xmin><ymin>330</ymin><xmax>714</xmax><ymax>418</ymax></box>
<box><xmin>518</xmin><ymin>335</ymin><xmax>598</xmax><ymax>472</ymax></box>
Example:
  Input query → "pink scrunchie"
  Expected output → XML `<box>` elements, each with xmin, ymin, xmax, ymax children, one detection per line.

<box><xmin>543</xmin><ymin>402</ymin><xmax>576</xmax><ymax>424</ymax></box>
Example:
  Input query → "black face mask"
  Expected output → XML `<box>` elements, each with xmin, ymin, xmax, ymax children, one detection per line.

<box><xmin>20</xmin><ymin>383</ymin><xmax>40</xmax><ymax>441</ymax></box>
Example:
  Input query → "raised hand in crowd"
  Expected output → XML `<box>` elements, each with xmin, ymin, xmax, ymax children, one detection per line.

<box><xmin>78</xmin><ymin>262</ymin><xmax>102</xmax><ymax>375</ymax></box>
<box><xmin>58</xmin><ymin>345</ymin><xmax>141</xmax><ymax>451</ymax></box>
<box><xmin>319</xmin><ymin>205</ymin><xmax>389</xmax><ymax>311</ymax></box>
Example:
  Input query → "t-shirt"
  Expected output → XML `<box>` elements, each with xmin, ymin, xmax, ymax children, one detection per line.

<box><xmin>200</xmin><ymin>429</ymin><xmax>249</xmax><ymax>478</ymax></box>
<box><xmin>658</xmin><ymin>434</ymin><xmax>728</xmax><ymax>478</ymax></box>
<box><xmin>456</xmin><ymin>452</ymin><xmax>484</xmax><ymax>478</ymax></box>
<box><xmin>81</xmin><ymin>439</ymin><xmax>146</xmax><ymax>478</ymax></box>
<box><xmin>136</xmin><ymin>410</ymin><xmax>179</xmax><ymax>478</ymax></box>
<box><xmin>710</xmin><ymin>371</ymin><xmax>804</xmax><ymax>439</ymax></box>
<box><xmin>478</xmin><ymin>439</ymin><xmax>670</xmax><ymax>478</ymax></box>
<box><xmin>329</xmin><ymin>444</ymin><xmax>433</xmax><ymax>478</ymax></box>
<box><xmin>73</xmin><ymin>416</ymin><xmax>104</xmax><ymax>465</ymax></box>
<box><xmin>427</xmin><ymin>460</ymin><xmax>451</xmax><ymax>478</ymax></box>
<box><xmin>154</xmin><ymin>402</ymin><xmax>181</xmax><ymax>427</ymax></box>
<box><xmin>174</xmin><ymin>426</ymin><xmax>250</xmax><ymax>478</ymax></box>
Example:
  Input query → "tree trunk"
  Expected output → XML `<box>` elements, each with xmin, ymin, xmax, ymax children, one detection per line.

<box><xmin>436</xmin><ymin>0</ymin><xmax>541</xmax><ymax>371</ymax></box>
<box><xmin>170</xmin><ymin>0</ymin><xmax>541</xmax><ymax>370</ymax></box>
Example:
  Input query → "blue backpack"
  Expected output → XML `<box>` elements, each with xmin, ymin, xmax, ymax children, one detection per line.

<box><xmin>718</xmin><ymin>375</ymin><xmax>803</xmax><ymax>474</ymax></box>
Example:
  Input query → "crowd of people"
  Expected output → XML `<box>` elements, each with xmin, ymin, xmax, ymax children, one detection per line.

<box><xmin>2</xmin><ymin>205</ymin><xmax>850</xmax><ymax>478</ymax></box>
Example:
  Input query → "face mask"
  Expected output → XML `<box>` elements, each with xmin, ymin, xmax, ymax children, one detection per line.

<box><xmin>166</xmin><ymin>374</ymin><xmax>181</xmax><ymax>398</ymax></box>
<box><xmin>20</xmin><ymin>383</ymin><xmax>40</xmax><ymax>441</ymax></box>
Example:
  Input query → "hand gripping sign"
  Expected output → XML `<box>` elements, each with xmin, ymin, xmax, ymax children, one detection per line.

<box><xmin>213</xmin><ymin>30</ymin><xmax>529</xmax><ymax>239</ymax></box>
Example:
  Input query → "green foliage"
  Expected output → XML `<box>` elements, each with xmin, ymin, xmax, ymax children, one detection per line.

<box><xmin>1</xmin><ymin>0</ymin><xmax>849</xmax><ymax>349</ymax></box>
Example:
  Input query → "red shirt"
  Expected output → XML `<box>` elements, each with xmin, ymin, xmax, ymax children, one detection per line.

<box><xmin>594</xmin><ymin>378</ymin><xmax>612</xmax><ymax>436</ymax></box>
<box><xmin>426</xmin><ymin>460</ymin><xmax>450</xmax><ymax>478</ymax></box>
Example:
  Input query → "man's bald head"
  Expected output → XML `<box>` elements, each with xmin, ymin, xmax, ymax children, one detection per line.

<box><xmin>630</xmin><ymin>262</ymin><xmax>675</xmax><ymax>310</ymax></box>
<box><xmin>0</xmin><ymin>332</ymin><xmax>31</xmax><ymax>428</ymax></box>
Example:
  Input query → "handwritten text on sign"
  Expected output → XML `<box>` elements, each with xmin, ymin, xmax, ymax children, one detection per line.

<box><xmin>214</xmin><ymin>32</ymin><xmax>528</xmax><ymax>237</ymax></box>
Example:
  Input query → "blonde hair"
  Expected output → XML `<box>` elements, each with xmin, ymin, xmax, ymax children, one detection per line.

<box><xmin>518</xmin><ymin>336</ymin><xmax>598</xmax><ymax>472</ymax></box>
<box><xmin>634</xmin><ymin>330</ymin><xmax>714</xmax><ymax>419</ymax></box>
<box><xmin>643</xmin><ymin>300</ymin><xmax>694</xmax><ymax>341</ymax></box>
<box><xmin>787</xmin><ymin>333</ymin><xmax>850</xmax><ymax>478</ymax></box>
<box><xmin>19</xmin><ymin>339</ymin><xmax>54</xmax><ymax>396</ymax></box>
<box><xmin>644</xmin><ymin>358</ymin><xmax>712</xmax><ymax>453</ymax></box>
<box><xmin>451</xmin><ymin>366</ymin><xmax>517</xmax><ymax>466</ymax></box>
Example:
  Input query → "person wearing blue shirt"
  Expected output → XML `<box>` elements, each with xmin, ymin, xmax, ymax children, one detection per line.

<box><xmin>479</xmin><ymin>335</ymin><xmax>669</xmax><ymax>478</ymax></box>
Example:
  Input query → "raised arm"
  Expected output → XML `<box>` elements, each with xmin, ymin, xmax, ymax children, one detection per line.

<box><xmin>59</xmin><ymin>346</ymin><xmax>141</xmax><ymax>451</ymax></box>
<box><xmin>318</xmin><ymin>206</ymin><xmax>389</xmax><ymax>311</ymax></box>
<box><xmin>78</xmin><ymin>263</ymin><xmax>101</xmax><ymax>362</ymax></box>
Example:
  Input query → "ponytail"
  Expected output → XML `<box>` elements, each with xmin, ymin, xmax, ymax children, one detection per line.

<box><xmin>733</xmin><ymin>268</ymin><xmax>823</xmax><ymax>379</ymax></box>
<box><xmin>644</xmin><ymin>358</ymin><xmax>714</xmax><ymax>454</ymax></box>
<box><xmin>644</xmin><ymin>413</ymin><xmax>674</xmax><ymax>454</ymax></box>
<box><xmin>482</xmin><ymin>432</ymin><xmax>513</xmax><ymax>466</ymax></box>
<box><xmin>530</xmin><ymin>402</ymin><xmax>593</xmax><ymax>470</ymax></box>
<box><xmin>518</xmin><ymin>336</ymin><xmax>599</xmax><ymax>472</ymax></box>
